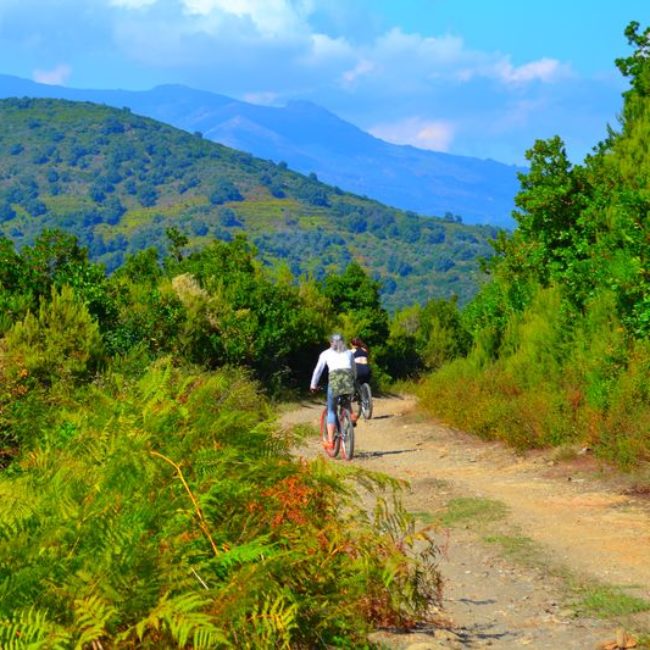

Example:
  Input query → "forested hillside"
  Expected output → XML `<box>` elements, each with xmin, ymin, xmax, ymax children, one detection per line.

<box><xmin>0</xmin><ymin>97</ymin><xmax>497</xmax><ymax>310</ymax></box>
<box><xmin>417</xmin><ymin>22</ymin><xmax>650</xmax><ymax>468</ymax></box>
<box><xmin>0</xmin><ymin>75</ymin><xmax>523</xmax><ymax>228</ymax></box>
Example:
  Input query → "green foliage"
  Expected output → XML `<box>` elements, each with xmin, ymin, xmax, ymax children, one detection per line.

<box><xmin>512</xmin><ymin>136</ymin><xmax>590</xmax><ymax>285</ymax></box>
<box><xmin>0</xmin><ymin>285</ymin><xmax>104</xmax><ymax>456</ymax></box>
<box><xmin>0</xmin><ymin>363</ymin><xmax>441</xmax><ymax>647</ymax></box>
<box><xmin>0</xmin><ymin>229</ymin><xmax>116</xmax><ymax>332</ymax></box>
<box><xmin>161</xmin><ymin>236</ymin><xmax>330</xmax><ymax>387</ymax></box>
<box><xmin>105</xmin><ymin>278</ymin><xmax>186</xmax><ymax>357</ymax></box>
<box><xmin>165</xmin><ymin>226</ymin><xmax>189</xmax><ymax>262</ymax></box>
<box><xmin>379</xmin><ymin>297</ymin><xmax>470</xmax><ymax>379</ymax></box>
<box><xmin>320</xmin><ymin>261</ymin><xmax>389</xmax><ymax>348</ymax></box>
<box><xmin>209</xmin><ymin>178</ymin><xmax>243</xmax><ymax>205</ymax></box>
<box><xmin>5</xmin><ymin>285</ymin><xmax>103</xmax><ymax>386</ymax></box>
<box><xmin>418</xmin><ymin>22</ymin><xmax>650</xmax><ymax>466</ymax></box>
<box><xmin>417</xmin><ymin>298</ymin><xmax>471</xmax><ymax>370</ymax></box>
<box><xmin>615</xmin><ymin>21</ymin><xmax>650</xmax><ymax>97</ymax></box>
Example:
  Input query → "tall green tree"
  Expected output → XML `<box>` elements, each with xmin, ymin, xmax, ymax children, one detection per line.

<box><xmin>320</xmin><ymin>261</ymin><xmax>389</xmax><ymax>347</ymax></box>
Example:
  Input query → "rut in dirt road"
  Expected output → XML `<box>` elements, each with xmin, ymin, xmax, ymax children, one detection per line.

<box><xmin>282</xmin><ymin>393</ymin><xmax>650</xmax><ymax>649</ymax></box>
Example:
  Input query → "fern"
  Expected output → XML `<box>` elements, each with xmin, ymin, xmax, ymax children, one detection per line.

<box><xmin>245</xmin><ymin>594</ymin><xmax>298</xmax><ymax>649</ymax></box>
<box><xmin>0</xmin><ymin>478</ymin><xmax>37</xmax><ymax>540</ymax></box>
<box><xmin>0</xmin><ymin>607</ymin><xmax>71</xmax><ymax>649</ymax></box>
<box><xmin>72</xmin><ymin>594</ymin><xmax>117</xmax><ymax>649</ymax></box>
<box><xmin>210</xmin><ymin>538</ymin><xmax>277</xmax><ymax>579</ymax></box>
<box><xmin>0</xmin><ymin>363</ymin><xmax>441</xmax><ymax>647</ymax></box>
<box><xmin>129</xmin><ymin>592</ymin><xmax>228</xmax><ymax>649</ymax></box>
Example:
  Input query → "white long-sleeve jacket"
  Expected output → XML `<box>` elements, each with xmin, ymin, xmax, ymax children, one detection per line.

<box><xmin>310</xmin><ymin>348</ymin><xmax>356</xmax><ymax>389</ymax></box>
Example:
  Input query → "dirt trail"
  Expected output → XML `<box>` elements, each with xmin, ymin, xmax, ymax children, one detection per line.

<box><xmin>281</xmin><ymin>394</ymin><xmax>650</xmax><ymax>649</ymax></box>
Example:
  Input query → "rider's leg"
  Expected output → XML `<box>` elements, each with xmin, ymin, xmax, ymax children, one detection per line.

<box><xmin>350</xmin><ymin>380</ymin><xmax>361</xmax><ymax>424</ymax></box>
<box><xmin>326</xmin><ymin>385</ymin><xmax>336</xmax><ymax>444</ymax></box>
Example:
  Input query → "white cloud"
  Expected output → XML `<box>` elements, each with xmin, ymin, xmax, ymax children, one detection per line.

<box><xmin>180</xmin><ymin>0</ymin><xmax>310</xmax><ymax>38</ymax></box>
<box><xmin>307</xmin><ymin>33</ymin><xmax>353</xmax><ymax>64</ymax></box>
<box><xmin>363</xmin><ymin>28</ymin><xmax>572</xmax><ymax>91</ymax></box>
<box><xmin>0</xmin><ymin>0</ymin><xmax>600</xmax><ymax>164</ymax></box>
<box><xmin>496</xmin><ymin>57</ymin><xmax>570</xmax><ymax>84</ymax></box>
<box><xmin>376</xmin><ymin>28</ymin><xmax>465</xmax><ymax>63</ymax></box>
<box><xmin>369</xmin><ymin>117</ymin><xmax>455</xmax><ymax>152</ymax></box>
<box><xmin>341</xmin><ymin>59</ymin><xmax>374</xmax><ymax>86</ymax></box>
<box><xmin>33</xmin><ymin>63</ymin><xmax>72</xmax><ymax>85</ymax></box>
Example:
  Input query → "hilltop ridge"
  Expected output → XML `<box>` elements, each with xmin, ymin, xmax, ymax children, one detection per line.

<box><xmin>0</xmin><ymin>96</ymin><xmax>497</xmax><ymax>309</ymax></box>
<box><xmin>0</xmin><ymin>74</ymin><xmax>523</xmax><ymax>228</ymax></box>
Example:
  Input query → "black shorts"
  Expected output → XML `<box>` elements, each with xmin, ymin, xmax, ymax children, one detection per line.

<box><xmin>356</xmin><ymin>366</ymin><xmax>371</xmax><ymax>383</ymax></box>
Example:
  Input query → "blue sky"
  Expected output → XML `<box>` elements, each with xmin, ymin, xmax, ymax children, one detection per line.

<box><xmin>0</xmin><ymin>0</ymin><xmax>646</xmax><ymax>164</ymax></box>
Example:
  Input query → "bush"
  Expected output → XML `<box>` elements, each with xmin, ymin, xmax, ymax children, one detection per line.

<box><xmin>4</xmin><ymin>285</ymin><xmax>103</xmax><ymax>386</ymax></box>
<box><xmin>0</xmin><ymin>363</ymin><xmax>441</xmax><ymax>647</ymax></box>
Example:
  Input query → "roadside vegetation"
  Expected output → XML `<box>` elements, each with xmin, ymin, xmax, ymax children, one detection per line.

<box><xmin>0</xmin><ymin>231</ymin><xmax>441</xmax><ymax>647</ymax></box>
<box><xmin>413</xmin><ymin>22</ymin><xmax>650</xmax><ymax>469</ymax></box>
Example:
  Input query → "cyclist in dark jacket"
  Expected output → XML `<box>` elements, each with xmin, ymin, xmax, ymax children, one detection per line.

<box><xmin>350</xmin><ymin>337</ymin><xmax>371</xmax><ymax>385</ymax></box>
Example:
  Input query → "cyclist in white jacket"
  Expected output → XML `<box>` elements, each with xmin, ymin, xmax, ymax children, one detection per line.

<box><xmin>310</xmin><ymin>333</ymin><xmax>356</xmax><ymax>450</ymax></box>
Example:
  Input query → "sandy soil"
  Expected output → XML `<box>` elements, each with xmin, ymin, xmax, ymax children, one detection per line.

<box><xmin>281</xmin><ymin>393</ymin><xmax>650</xmax><ymax>649</ymax></box>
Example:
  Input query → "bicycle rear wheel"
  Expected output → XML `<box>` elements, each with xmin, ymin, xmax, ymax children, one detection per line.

<box><xmin>320</xmin><ymin>407</ymin><xmax>340</xmax><ymax>458</ymax></box>
<box><xmin>360</xmin><ymin>383</ymin><xmax>373</xmax><ymax>420</ymax></box>
<box><xmin>339</xmin><ymin>407</ymin><xmax>355</xmax><ymax>460</ymax></box>
<box><xmin>353</xmin><ymin>388</ymin><xmax>363</xmax><ymax>420</ymax></box>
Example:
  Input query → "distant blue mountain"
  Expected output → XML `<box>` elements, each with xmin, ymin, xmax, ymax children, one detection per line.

<box><xmin>0</xmin><ymin>74</ymin><xmax>523</xmax><ymax>228</ymax></box>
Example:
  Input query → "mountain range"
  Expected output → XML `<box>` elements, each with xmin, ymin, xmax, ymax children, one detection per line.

<box><xmin>0</xmin><ymin>97</ymin><xmax>498</xmax><ymax>311</ymax></box>
<box><xmin>0</xmin><ymin>74</ymin><xmax>523</xmax><ymax>229</ymax></box>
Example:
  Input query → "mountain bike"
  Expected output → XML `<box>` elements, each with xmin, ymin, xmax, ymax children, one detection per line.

<box><xmin>353</xmin><ymin>381</ymin><xmax>373</xmax><ymax>420</ymax></box>
<box><xmin>320</xmin><ymin>393</ymin><xmax>355</xmax><ymax>460</ymax></box>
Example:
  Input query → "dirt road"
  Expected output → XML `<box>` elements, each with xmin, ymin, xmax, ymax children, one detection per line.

<box><xmin>281</xmin><ymin>394</ymin><xmax>650</xmax><ymax>649</ymax></box>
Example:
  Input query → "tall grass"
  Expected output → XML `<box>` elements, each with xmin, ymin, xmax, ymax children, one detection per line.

<box><xmin>419</xmin><ymin>288</ymin><xmax>650</xmax><ymax>466</ymax></box>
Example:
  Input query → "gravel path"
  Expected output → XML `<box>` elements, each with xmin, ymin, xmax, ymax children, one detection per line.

<box><xmin>281</xmin><ymin>393</ymin><xmax>650</xmax><ymax>649</ymax></box>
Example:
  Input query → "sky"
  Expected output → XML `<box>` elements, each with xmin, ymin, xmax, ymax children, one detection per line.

<box><xmin>0</xmin><ymin>0</ymin><xmax>646</xmax><ymax>165</ymax></box>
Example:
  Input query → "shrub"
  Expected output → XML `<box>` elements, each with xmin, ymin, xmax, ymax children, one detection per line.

<box><xmin>0</xmin><ymin>363</ymin><xmax>441</xmax><ymax>647</ymax></box>
<box><xmin>4</xmin><ymin>285</ymin><xmax>103</xmax><ymax>386</ymax></box>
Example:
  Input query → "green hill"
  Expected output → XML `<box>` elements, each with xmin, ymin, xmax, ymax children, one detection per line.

<box><xmin>0</xmin><ymin>97</ymin><xmax>497</xmax><ymax>310</ymax></box>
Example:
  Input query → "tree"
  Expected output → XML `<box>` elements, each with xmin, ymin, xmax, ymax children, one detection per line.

<box><xmin>209</xmin><ymin>179</ymin><xmax>243</xmax><ymax>205</ymax></box>
<box><xmin>165</xmin><ymin>227</ymin><xmax>189</xmax><ymax>262</ymax></box>
<box><xmin>512</xmin><ymin>136</ymin><xmax>589</xmax><ymax>283</ymax></box>
<box><xmin>5</xmin><ymin>285</ymin><xmax>103</xmax><ymax>387</ymax></box>
<box><xmin>615</xmin><ymin>21</ymin><xmax>650</xmax><ymax>97</ymax></box>
<box><xmin>320</xmin><ymin>262</ymin><xmax>389</xmax><ymax>347</ymax></box>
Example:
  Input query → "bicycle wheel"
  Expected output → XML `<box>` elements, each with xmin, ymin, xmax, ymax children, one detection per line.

<box><xmin>353</xmin><ymin>387</ymin><xmax>363</xmax><ymax>420</ymax></box>
<box><xmin>320</xmin><ymin>407</ymin><xmax>340</xmax><ymax>458</ymax></box>
<box><xmin>360</xmin><ymin>383</ymin><xmax>373</xmax><ymax>420</ymax></box>
<box><xmin>339</xmin><ymin>406</ymin><xmax>355</xmax><ymax>460</ymax></box>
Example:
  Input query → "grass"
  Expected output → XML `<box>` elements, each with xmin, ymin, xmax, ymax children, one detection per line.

<box><xmin>484</xmin><ymin>531</ymin><xmax>650</xmax><ymax>622</ymax></box>
<box><xmin>485</xmin><ymin>531</ymin><xmax>650</xmax><ymax>634</ymax></box>
<box><xmin>411</xmin><ymin>510</ymin><xmax>436</xmax><ymax>524</ymax></box>
<box><xmin>44</xmin><ymin>194</ymin><xmax>96</xmax><ymax>212</ymax></box>
<box><xmin>425</xmin><ymin>494</ymin><xmax>650</xmax><ymax>637</ymax></box>
<box><xmin>483</xmin><ymin>533</ymin><xmax>545</xmax><ymax>567</ymax></box>
<box><xmin>570</xmin><ymin>582</ymin><xmax>650</xmax><ymax>619</ymax></box>
<box><xmin>433</xmin><ymin>496</ymin><xmax>508</xmax><ymax>528</ymax></box>
<box><xmin>549</xmin><ymin>443</ymin><xmax>580</xmax><ymax>463</ymax></box>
